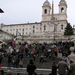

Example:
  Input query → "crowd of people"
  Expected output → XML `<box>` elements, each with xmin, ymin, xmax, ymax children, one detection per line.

<box><xmin>0</xmin><ymin>58</ymin><xmax>75</xmax><ymax>75</ymax></box>
<box><xmin>0</xmin><ymin>40</ymin><xmax>75</xmax><ymax>75</ymax></box>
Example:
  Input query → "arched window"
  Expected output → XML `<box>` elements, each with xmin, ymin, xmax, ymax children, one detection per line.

<box><xmin>61</xmin><ymin>8</ymin><xmax>64</xmax><ymax>13</ymax></box>
<box><xmin>61</xmin><ymin>24</ymin><xmax>63</xmax><ymax>30</ymax></box>
<box><xmin>44</xmin><ymin>9</ymin><xmax>47</xmax><ymax>14</ymax></box>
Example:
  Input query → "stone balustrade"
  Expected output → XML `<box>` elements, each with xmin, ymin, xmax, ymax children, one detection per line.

<box><xmin>68</xmin><ymin>47</ymin><xmax>75</xmax><ymax>63</ymax></box>
<box><xmin>16</xmin><ymin>35</ymin><xmax>71</xmax><ymax>44</ymax></box>
<box><xmin>0</xmin><ymin>67</ymin><xmax>67</xmax><ymax>75</ymax></box>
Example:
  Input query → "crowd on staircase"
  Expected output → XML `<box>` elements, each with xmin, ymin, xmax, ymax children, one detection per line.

<box><xmin>0</xmin><ymin>41</ymin><xmax>75</xmax><ymax>75</ymax></box>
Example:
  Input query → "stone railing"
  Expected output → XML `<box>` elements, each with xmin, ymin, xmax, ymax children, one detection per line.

<box><xmin>0</xmin><ymin>67</ymin><xmax>68</xmax><ymax>75</ymax></box>
<box><xmin>0</xmin><ymin>67</ymin><xmax>51</xmax><ymax>75</ymax></box>
<box><xmin>16</xmin><ymin>35</ymin><xmax>74</xmax><ymax>44</ymax></box>
<box><xmin>17</xmin><ymin>36</ymin><xmax>69</xmax><ymax>40</ymax></box>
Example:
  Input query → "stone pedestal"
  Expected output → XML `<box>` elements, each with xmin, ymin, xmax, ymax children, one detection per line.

<box><xmin>68</xmin><ymin>47</ymin><xmax>75</xmax><ymax>63</ymax></box>
<box><xmin>58</xmin><ymin>53</ymin><xmax>62</xmax><ymax>58</ymax></box>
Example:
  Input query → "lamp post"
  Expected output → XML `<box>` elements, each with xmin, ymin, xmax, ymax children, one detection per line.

<box><xmin>0</xmin><ymin>8</ymin><xmax>4</xmax><ymax>49</ymax></box>
<box><xmin>0</xmin><ymin>8</ymin><xmax>4</xmax><ymax>13</ymax></box>
<box><xmin>0</xmin><ymin>8</ymin><xmax>4</xmax><ymax>29</ymax></box>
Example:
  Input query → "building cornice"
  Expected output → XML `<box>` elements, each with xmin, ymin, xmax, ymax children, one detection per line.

<box><xmin>42</xmin><ymin>13</ymin><xmax>67</xmax><ymax>16</ymax></box>
<box><xmin>4</xmin><ymin>22</ymin><xmax>41</xmax><ymax>26</ymax></box>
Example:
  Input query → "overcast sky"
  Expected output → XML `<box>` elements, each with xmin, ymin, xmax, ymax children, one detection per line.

<box><xmin>0</xmin><ymin>0</ymin><xmax>75</xmax><ymax>27</ymax></box>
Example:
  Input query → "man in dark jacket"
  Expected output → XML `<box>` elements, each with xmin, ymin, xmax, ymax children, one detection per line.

<box><xmin>27</xmin><ymin>59</ymin><xmax>36</xmax><ymax>75</ymax></box>
<box><xmin>25</xmin><ymin>48</ymin><xmax>29</xmax><ymax>56</ymax></box>
<box><xmin>0</xmin><ymin>70</ymin><xmax>4</xmax><ymax>75</ymax></box>
<box><xmin>0</xmin><ymin>54</ymin><xmax>2</xmax><ymax>64</ymax></box>
<box><xmin>52</xmin><ymin>61</ymin><xmax>57</xmax><ymax>75</ymax></box>
<box><xmin>8</xmin><ymin>55</ymin><xmax>12</xmax><ymax>68</ymax></box>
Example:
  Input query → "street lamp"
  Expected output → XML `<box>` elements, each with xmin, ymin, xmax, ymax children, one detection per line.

<box><xmin>0</xmin><ymin>8</ymin><xmax>4</xmax><ymax>13</ymax></box>
<box><xmin>0</xmin><ymin>8</ymin><xmax>4</xmax><ymax>30</ymax></box>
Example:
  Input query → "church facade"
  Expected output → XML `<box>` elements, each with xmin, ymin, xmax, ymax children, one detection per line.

<box><xmin>1</xmin><ymin>0</ymin><xmax>67</xmax><ymax>38</ymax></box>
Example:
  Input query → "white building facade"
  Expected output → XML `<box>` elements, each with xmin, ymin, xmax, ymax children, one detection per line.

<box><xmin>1</xmin><ymin>0</ymin><xmax>67</xmax><ymax>37</ymax></box>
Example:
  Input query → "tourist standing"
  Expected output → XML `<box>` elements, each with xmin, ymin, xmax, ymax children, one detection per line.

<box><xmin>69</xmin><ymin>61</ymin><xmax>75</xmax><ymax>75</ymax></box>
<box><xmin>52</xmin><ymin>61</ymin><xmax>57</xmax><ymax>75</ymax></box>
<box><xmin>66</xmin><ymin>57</ymin><xmax>70</xmax><ymax>69</ymax></box>
<box><xmin>0</xmin><ymin>70</ymin><xmax>4</xmax><ymax>75</ymax></box>
<box><xmin>0</xmin><ymin>53</ymin><xmax>2</xmax><ymax>64</ymax></box>
<box><xmin>57</xmin><ymin>58</ymin><xmax>69</xmax><ymax>75</ymax></box>
<box><xmin>25</xmin><ymin>44</ymin><xmax>29</xmax><ymax>56</ymax></box>
<box><xmin>27</xmin><ymin>59</ymin><xmax>36</xmax><ymax>75</ymax></box>
<box><xmin>8</xmin><ymin>54</ymin><xmax>12</xmax><ymax>68</ymax></box>
<box><xmin>19</xmin><ymin>59</ymin><xmax>23</xmax><ymax>68</ymax></box>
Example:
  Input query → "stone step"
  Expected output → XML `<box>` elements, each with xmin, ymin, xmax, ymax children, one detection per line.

<box><xmin>0</xmin><ymin>67</ymin><xmax>60</xmax><ymax>75</ymax></box>
<box><xmin>1</xmin><ymin>56</ymin><xmax>60</xmax><ymax>69</ymax></box>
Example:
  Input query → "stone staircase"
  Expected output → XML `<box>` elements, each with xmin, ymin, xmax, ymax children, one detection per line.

<box><xmin>1</xmin><ymin>53</ymin><xmax>60</xmax><ymax>68</ymax></box>
<box><xmin>0</xmin><ymin>52</ymin><xmax>61</xmax><ymax>75</ymax></box>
